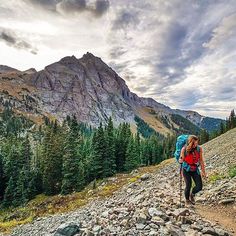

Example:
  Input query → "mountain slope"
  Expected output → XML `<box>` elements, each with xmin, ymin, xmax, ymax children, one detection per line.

<box><xmin>0</xmin><ymin>53</ymin><xmax>224</xmax><ymax>135</ymax></box>
<box><xmin>6</xmin><ymin>128</ymin><xmax>236</xmax><ymax>236</ymax></box>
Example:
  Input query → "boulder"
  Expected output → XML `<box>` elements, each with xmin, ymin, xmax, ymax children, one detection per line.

<box><xmin>54</xmin><ymin>223</ymin><xmax>80</xmax><ymax>236</ymax></box>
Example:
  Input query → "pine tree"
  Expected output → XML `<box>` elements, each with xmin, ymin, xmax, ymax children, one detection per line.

<box><xmin>225</xmin><ymin>117</ymin><xmax>230</xmax><ymax>131</ymax></box>
<box><xmin>42</xmin><ymin>124</ymin><xmax>64</xmax><ymax>195</ymax></box>
<box><xmin>139</xmin><ymin>140</ymin><xmax>147</xmax><ymax>166</ymax></box>
<box><xmin>80</xmin><ymin>136</ymin><xmax>93</xmax><ymax>183</ymax></box>
<box><xmin>229</xmin><ymin>110</ymin><xmax>236</xmax><ymax>129</ymax></box>
<box><xmin>3</xmin><ymin>177</ymin><xmax>15</xmax><ymax>207</ymax></box>
<box><xmin>219</xmin><ymin>122</ymin><xmax>225</xmax><ymax>134</ymax></box>
<box><xmin>0</xmin><ymin>152</ymin><xmax>5</xmax><ymax>201</ymax></box>
<box><xmin>27</xmin><ymin>171</ymin><xmax>38</xmax><ymax>200</ymax></box>
<box><xmin>115</xmin><ymin>123</ymin><xmax>131</xmax><ymax>172</ymax></box>
<box><xmin>42</xmin><ymin>127</ymin><xmax>54</xmax><ymax>195</ymax></box>
<box><xmin>124</xmin><ymin>135</ymin><xmax>139</xmax><ymax>172</ymax></box>
<box><xmin>13</xmin><ymin>167</ymin><xmax>28</xmax><ymax>206</ymax></box>
<box><xmin>61</xmin><ymin>117</ymin><xmax>84</xmax><ymax>194</ymax></box>
<box><xmin>77</xmin><ymin>161</ymin><xmax>85</xmax><ymax>191</ymax></box>
<box><xmin>61</xmin><ymin>152</ymin><xmax>78</xmax><ymax>195</ymax></box>
<box><xmin>200</xmin><ymin>129</ymin><xmax>209</xmax><ymax>144</ymax></box>
<box><xmin>134</xmin><ymin>132</ymin><xmax>141</xmax><ymax>165</ymax></box>
<box><xmin>103</xmin><ymin>117</ymin><xmax>116</xmax><ymax>178</ymax></box>
<box><xmin>20</xmin><ymin>135</ymin><xmax>32</xmax><ymax>170</ymax></box>
<box><xmin>90</xmin><ymin>123</ymin><xmax>105</xmax><ymax>179</ymax></box>
<box><xmin>4</xmin><ymin>143</ymin><xmax>21</xmax><ymax>182</ymax></box>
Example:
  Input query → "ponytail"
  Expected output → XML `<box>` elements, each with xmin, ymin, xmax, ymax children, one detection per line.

<box><xmin>186</xmin><ymin>135</ymin><xmax>199</xmax><ymax>153</ymax></box>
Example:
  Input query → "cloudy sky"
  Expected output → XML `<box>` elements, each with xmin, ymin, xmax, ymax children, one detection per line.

<box><xmin>0</xmin><ymin>0</ymin><xmax>235</xmax><ymax>118</ymax></box>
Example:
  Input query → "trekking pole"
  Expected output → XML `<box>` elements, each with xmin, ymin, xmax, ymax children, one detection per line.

<box><xmin>179</xmin><ymin>164</ymin><xmax>183</xmax><ymax>208</ymax></box>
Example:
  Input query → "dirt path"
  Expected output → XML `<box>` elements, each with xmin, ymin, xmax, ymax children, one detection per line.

<box><xmin>195</xmin><ymin>204</ymin><xmax>236</xmax><ymax>235</ymax></box>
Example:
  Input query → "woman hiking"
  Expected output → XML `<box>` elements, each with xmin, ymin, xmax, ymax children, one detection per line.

<box><xmin>179</xmin><ymin>135</ymin><xmax>207</xmax><ymax>205</ymax></box>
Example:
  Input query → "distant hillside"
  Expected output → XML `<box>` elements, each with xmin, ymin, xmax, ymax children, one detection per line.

<box><xmin>0</xmin><ymin>53</ymin><xmax>224</xmax><ymax>135</ymax></box>
<box><xmin>200</xmin><ymin>116</ymin><xmax>225</xmax><ymax>132</ymax></box>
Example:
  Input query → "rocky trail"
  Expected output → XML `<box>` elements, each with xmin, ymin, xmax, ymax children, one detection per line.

<box><xmin>5</xmin><ymin>129</ymin><xmax>236</xmax><ymax>236</ymax></box>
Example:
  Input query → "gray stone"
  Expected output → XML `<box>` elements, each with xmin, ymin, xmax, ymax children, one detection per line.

<box><xmin>101</xmin><ymin>210</ymin><xmax>109</xmax><ymax>218</ymax></box>
<box><xmin>92</xmin><ymin>225</ymin><xmax>101</xmax><ymax>233</ymax></box>
<box><xmin>136</xmin><ymin>223</ymin><xmax>146</xmax><ymax>230</ymax></box>
<box><xmin>191</xmin><ymin>223</ymin><xmax>203</xmax><ymax>231</ymax></box>
<box><xmin>140</xmin><ymin>174</ymin><xmax>151</xmax><ymax>181</ymax></box>
<box><xmin>201</xmin><ymin>227</ymin><xmax>217</xmax><ymax>235</ymax></box>
<box><xmin>149</xmin><ymin>223</ymin><xmax>159</xmax><ymax>229</ymax></box>
<box><xmin>172</xmin><ymin>208</ymin><xmax>190</xmax><ymax>218</ymax></box>
<box><xmin>54</xmin><ymin>223</ymin><xmax>80</xmax><ymax>236</ymax></box>
<box><xmin>215</xmin><ymin>228</ymin><xmax>229</xmax><ymax>236</ymax></box>
<box><xmin>137</xmin><ymin>213</ymin><xmax>147</xmax><ymax>224</ymax></box>
<box><xmin>166</xmin><ymin>224</ymin><xmax>185</xmax><ymax>236</ymax></box>
<box><xmin>219</xmin><ymin>198</ymin><xmax>235</xmax><ymax>204</ymax></box>
<box><xmin>151</xmin><ymin>216</ymin><xmax>165</xmax><ymax>226</ymax></box>
<box><xmin>149</xmin><ymin>230</ymin><xmax>159</xmax><ymax>235</ymax></box>
<box><xmin>148</xmin><ymin>208</ymin><xmax>164</xmax><ymax>217</ymax></box>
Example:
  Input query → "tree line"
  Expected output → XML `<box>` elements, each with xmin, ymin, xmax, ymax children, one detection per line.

<box><xmin>2</xmin><ymin>104</ymin><xmax>233</xmax><ymax>209</ymax></box>
<box><xmin>199</xmin><ymin>109</ymin><xmax>236</xmax><ymax>144</ymax></box>
<box><xmin>0</xmin><ymin>106</ymin><xmax>175</xmax><ymax>208</ymax></box>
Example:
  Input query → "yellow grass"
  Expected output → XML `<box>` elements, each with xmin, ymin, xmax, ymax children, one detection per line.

<box><xmin>135</xmin><ymin>106</ymin><xmax>173</xmax><ymax>136</ymax></box>
<box><xmin>0</xmin><ymin>217</ymin><xmax>33</xmax><ymax>234</ymax></box>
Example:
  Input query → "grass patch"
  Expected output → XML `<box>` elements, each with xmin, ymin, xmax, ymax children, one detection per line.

<box><xmin>0</xmin><ymin>216</ymin><xmax>33</xmax><ymax>234</ymax></box>
<box><xmin>229</xmin><ymin>166</ymin><xmax>236</xmax><ymax>178</ymax></box>
<box><xmin>128</xmin><ymin>176</ymin><xmax>141</xmax><ymax>183</ymax></box>
<box><xmin>208</xmin><ymin>172</ymin><xmax>225</xmax><ymax>183</ymax></box>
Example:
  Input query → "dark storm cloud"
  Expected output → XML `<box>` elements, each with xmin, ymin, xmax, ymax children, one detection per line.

<box><xmin>25</xmin><ymin>0</ymin><xmax>59</xmax><ymax>11</ymax></box>
<box><xmin>56</xmin><ymin>0</ymin><xmax>86</xmax><ymax>13</ymax></box>
<box><xmin>106</xmin><ymin>0</ymin><xmax>236</xmax><ymax>117</ymax></box>
<box><xmin>154</xmin><ymin>20</ymin><xmax>213</xmax><ymax>87</ymax></box>
<box><xmin>109</xmin><ymin>0</ymin><xmax>233</xmax><ymax>94</ymax></box>
<box><xmin>94</xmin><ymin>0</ymin><xmax>110</xmax><ymax>16</ymax></box>
<box><xmin>25</xmin><ymin>0</ymin><xmax>109</xmax><ymax>17</ymax></box>
<box><xmin>112</xmin><ymin>10</ymin><xmax>139</xmax><ymax>30</ymax></box>
<box><xmin>0</xmin><ymin>28</ymin><xmax>37</xmax><ymax>54</ymax></box>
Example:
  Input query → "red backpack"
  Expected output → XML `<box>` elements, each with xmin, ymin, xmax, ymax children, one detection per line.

<box><xmin>183</xmin><ymin>146</ymin><xmax>200</xmax><ymax>171</ymax></box>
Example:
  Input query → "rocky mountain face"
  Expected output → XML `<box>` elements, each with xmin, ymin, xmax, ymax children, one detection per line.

<box><xmin>0</xmin><ymin>52</ymin><xmax>223</xmax><ymax>134</ymax></box>
<box><xmin>7</xmin><ymin>128</ymin><xmax>236</xmax><ymax>236</ymax></box>
<box><xmin>29</xmin><ymin>53</ymin><xmax>135</xmax><ymax>127</ymax></box>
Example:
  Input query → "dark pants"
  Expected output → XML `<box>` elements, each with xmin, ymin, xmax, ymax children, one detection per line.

<box><xmin>182</xmin><ymin>168</ymin><xmax>202</xmax><ymax>200</ymax></box>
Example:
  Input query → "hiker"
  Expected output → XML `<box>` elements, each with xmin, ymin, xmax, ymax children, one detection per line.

<box><xmin>178</xmin><ymin>135</ymin><xmax>207</xmax><ymax>205</ymax></box>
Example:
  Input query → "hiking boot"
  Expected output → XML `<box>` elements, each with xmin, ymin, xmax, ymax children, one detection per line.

<box><xmin>190</xmin><ymin>193</ymin><xmax>195</xmax><ymax>204</ymax></box>
<box><xmin>185</xmin><ymin>200</ymin><xmax>195</xmax><ymax>206</ymax></box>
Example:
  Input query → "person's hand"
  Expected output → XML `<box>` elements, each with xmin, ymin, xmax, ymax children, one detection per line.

<box><xmin>179</xmin><ymin>159</ymin><xmax>183</xmax><ymax>164</ymax></box>
<box><xmin>201</xmin><ymin>172</ymin><xmax>207</xmax><ymax>179</ymax></box>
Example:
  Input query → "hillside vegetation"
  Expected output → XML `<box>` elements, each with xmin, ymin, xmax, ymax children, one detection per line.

<box><xmin>0</xmin><ymin>128</ymin><xmax>235</xmax><ymax>235</ymax></box>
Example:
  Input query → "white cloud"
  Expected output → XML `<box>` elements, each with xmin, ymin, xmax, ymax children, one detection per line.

<box><xmin>0</xmin><ymin>0</ymin><xmax>235</xmax><ymax>118</ymax></box>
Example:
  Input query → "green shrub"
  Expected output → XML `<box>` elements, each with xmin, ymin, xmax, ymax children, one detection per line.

<box><xmin>229</xmin><ymin>166</ymin><xmax>236</xmax><ymax>178</ymax></box>
<box><xmin>208</xmin><ymin>172</ymin><xmax>224</xmax><ymax>183</ymax></box>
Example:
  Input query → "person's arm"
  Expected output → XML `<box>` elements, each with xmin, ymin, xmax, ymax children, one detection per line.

<box><xmin>199</xmin><ymin>146</ymin><xmax>207</xmax><ymax>177</ymax></box>
<box><xmin>179</xmin><ymin>147</ymin><xmax>185</xmax><ymax>164</ymax></box>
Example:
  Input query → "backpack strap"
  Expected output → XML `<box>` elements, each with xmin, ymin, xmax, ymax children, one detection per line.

<box><xmin>196</xmin><ymin>145</ymin><xmax>200</xmax><ymax>153</ymax></box>
<box><xmin>183</xmin><ymin>145</ymin><xmax>187</xmax><ymax>158</ymax></box>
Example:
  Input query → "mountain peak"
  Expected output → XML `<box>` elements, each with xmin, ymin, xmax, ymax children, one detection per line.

<box><xmin>82</xmin><ymin>52</ymin><xmax>97</xmax><ymax>59</ymax></box>
<box><xmin>59</xmin><ymin>55</ymin><xmax>78</xmax><ymax>64</ymax></box>
<box><xmin>0</xmin><ymin>65</ymin><xmax>20</xmax><ymax>73</ymax></box>
<box><xmin>23</xmin><ymin>68</ymin><xmax>37</xmax><ymax>74</ymax></box>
